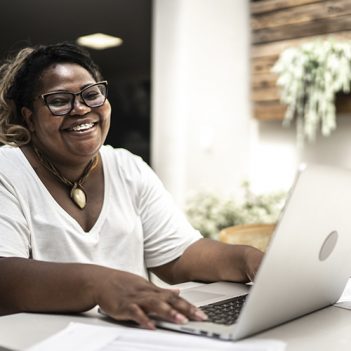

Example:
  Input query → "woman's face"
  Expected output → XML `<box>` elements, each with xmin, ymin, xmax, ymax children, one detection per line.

<box><xmin>22</xmin><ymin>63</ymin><xmax>111</xmax><ymax>164</ymax></box>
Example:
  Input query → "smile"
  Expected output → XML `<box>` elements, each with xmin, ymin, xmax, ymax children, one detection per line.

<box><xmin>68</xmin><ymin>122</ymin><xmax>96</xmax><ymax>132</ymax></box>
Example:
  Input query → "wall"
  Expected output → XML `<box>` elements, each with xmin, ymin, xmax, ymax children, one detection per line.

<box><xmin>152</xmin><ymin>0</ymin><xmax>251</xmax><ymax>205</ymax></box>
<box><xmin>249</xmin><ymin>116</ymin><xmax>351</xmax><ymax>194</ymax></box>
<box><xmin>151</xmin><ymin>0</ymin><xmax>351</xmax><ymax>206</ymax></box>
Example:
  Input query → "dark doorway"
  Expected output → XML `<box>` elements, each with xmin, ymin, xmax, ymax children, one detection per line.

<box><xmin>0</xmin><ymin>0</ymin><xmax>152</xmax><ymax>163</ymax></box>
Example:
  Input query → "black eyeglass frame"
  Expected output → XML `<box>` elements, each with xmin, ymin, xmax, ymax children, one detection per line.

<box><xmin>39</xmin><ymin>80</ymin><xmax>108</xmax><ymax>116</ymax></box>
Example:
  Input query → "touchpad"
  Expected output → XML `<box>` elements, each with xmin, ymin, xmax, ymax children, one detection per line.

<box><xmin>180</xmin><ymin>290</ymin><xmax>224</xmax><ymax>304</ymax></box>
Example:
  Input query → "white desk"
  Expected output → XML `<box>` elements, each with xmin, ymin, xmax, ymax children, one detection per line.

<box><xmin>1</xmin><ymin>305</ymin><xmax>351</xmax><ymax>350</ymax></box>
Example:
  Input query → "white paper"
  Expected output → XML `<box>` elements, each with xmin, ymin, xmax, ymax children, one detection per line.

<box><xmin>26</xmin><ymin>322</ymin><xmax>286</xmax><ymax>351</ymax></box>
<box><xmin>26</xmin><ymin>323</ymin><xmax>118</xmax><ymax>351</ymax></box>
<box><xmin>99</xmin><ymin>327</ymin><xmax>285</xmax><ymax>351</ymax></box>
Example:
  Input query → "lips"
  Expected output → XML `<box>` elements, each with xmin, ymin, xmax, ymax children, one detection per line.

<box><xmin>64</xmin><ymin>121</ymin><xmax>97</xmax><ymax>132</ymax></box>
<box><xmin>70</xmin><ymin>122</ymin><xmax>94</xmax><ymax>131</ymax></box>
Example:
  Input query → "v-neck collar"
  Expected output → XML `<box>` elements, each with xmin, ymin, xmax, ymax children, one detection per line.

<box><xmin>18</xmin><ymin>147</ymin><xmax>110</xmax><ymax>234</ymax></box>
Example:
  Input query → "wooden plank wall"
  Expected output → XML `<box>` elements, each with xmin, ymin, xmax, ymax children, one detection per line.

<box><xmin>251</xmin><ymin>0</ymin><xmax>351</xmax><ymax>120</ymax></box>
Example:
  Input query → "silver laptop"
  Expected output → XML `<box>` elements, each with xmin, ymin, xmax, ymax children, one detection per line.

<box><xmin>156</xmin><ymin>163</ymin><xmax>351</xmax><ymax>340</ymax></box>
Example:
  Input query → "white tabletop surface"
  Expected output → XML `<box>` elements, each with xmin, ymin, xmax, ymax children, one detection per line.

<box><xmin>1</xmin><ymin>304</ymin><xmax>351</xmax><ymax>350</ymax></box>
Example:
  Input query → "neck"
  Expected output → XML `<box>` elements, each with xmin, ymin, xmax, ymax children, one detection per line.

<box><xmin>30</xmin><ymin>144</ymin><xmax>99</xmax><ymax>210</ymax></box>
<box><xmin>30</xmin><ymin>144</ymin><xmax>99</xmax><ymax>181</ymax></box>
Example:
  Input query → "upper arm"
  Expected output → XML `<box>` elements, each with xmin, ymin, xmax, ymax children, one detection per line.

<box><xmin>149</xmin><ymin>256</ymin><xmax>180</xmax><ymax>284</ymax></box>
<box><xmin>129</xmin><ymin>155</ymin><xmax>202</xmax><ymax>269</ymax></box>
<box><xmin>149</xmin><ymin>238</ymin><xmax>208</xmax><ymax>284</ymax></box>
<box><xmin>0</xmin><ymin>176</ymin><xmax>30</xmax><ymax>258</ymax></box>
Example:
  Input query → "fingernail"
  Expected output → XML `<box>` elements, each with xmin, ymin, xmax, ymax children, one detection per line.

<box><xmin>194</xmin><ymin>309</ymin><xmax>208</xmax><ymax>320</ymax></box>
<box><xmin>175</xmin><ymin>313</ymin><xmax>189</xmax><ymax>324</ymax></box>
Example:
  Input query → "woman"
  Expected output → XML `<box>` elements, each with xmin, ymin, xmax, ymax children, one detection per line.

<box><xmin>0</xmin><ymin>42</ymin><xmax>263</xmax><ymax>329</ymax></box>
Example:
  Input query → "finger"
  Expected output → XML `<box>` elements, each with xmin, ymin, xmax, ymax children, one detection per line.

<box><xmin>108</xmin><ymin>303</ymin><xmax>156</xmax><ymax>330</ymax></box>
<box><xmin>127</xmin><ymin>303</ymin><xmax>156</xmax><ymax>330</ymax></box>
<box><xmin>157</xmin><ymin>286</ymin><xmax>180</xmax><ymax>296</ymax></box>
<box><xmin>167</xmin><ymin>288</ymin><xmax>180</xmax><ymax>295</ymax></box>
<box><xmin>153</xmin><ymin>290</ymin><xmax>207</xmax><ymax>321</ymax></box>
<box><xmin>166</xmin><ymin>294</ymin><xmax>208</xmax><ymax>321</ymax></box>
<box><xmin>144</xmin><ymin>299</ymin><xmax>189</xmax><ymax>324</ymax></box>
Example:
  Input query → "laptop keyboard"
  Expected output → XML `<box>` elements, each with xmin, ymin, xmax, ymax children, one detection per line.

<box><xmin>199</xmin><ymin>294</ymin><xmax>248</xmax><ymax>325</ymax></box>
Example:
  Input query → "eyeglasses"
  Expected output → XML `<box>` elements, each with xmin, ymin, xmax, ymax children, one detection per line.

<box><xmin>39</xmin><ymin>81</ymin><xmax>108</xmax><ymax>116</ymax></box>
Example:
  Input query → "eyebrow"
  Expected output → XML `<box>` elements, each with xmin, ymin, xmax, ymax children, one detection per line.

<box><xmin>43</xmin><ymin>82</ymin><xmax>96</xmax><ymax>95</ymax></box>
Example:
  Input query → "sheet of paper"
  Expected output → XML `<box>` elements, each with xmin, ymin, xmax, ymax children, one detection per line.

<box><xmin>25</xmin><ymin>323</ymin><xmax>118</xmax><ymax>351</ymax></box>
<box><xmin>26</xmin><ymin>322</ymin><xmax>286</xmax><ymax>351</ymax></box>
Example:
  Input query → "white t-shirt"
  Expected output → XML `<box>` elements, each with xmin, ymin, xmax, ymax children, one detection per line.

<box><xmin>0</xmin><ymin>145</ymin><xmax>202</xmax><ymax>279</ymax></box>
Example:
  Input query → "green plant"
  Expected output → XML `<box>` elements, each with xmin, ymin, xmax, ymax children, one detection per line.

<box><xmin>272</xmin><ymin>40</ymin><xmax>351</xmax><ymax>146</ymax></box>
<box><xmin>185</xmin><ymin>182</ymin><xmax>286</xmax><ymax>239</ymax></box>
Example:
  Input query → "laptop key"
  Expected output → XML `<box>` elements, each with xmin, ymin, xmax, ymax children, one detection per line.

<box><xmin>199</xmin><ymin>294</ymin><xmax>248</xmax><ymax>325</ymax></box>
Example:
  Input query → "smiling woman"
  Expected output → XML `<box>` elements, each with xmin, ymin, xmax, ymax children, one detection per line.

<box><xmin>21</xmin><ymin>63</ymin><xmax>111</xmax><ymax>165</ymax></box>
<box><xmin>0</xmin><ymin>42</ymin><xmax>263</xmax><ymax>330</ymax></box>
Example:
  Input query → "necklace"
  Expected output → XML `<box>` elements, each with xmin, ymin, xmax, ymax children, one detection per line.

<box><xmin>32</xmin><ymin>146</ymin><xmax>99</xmax><ymax>210</ymax></box>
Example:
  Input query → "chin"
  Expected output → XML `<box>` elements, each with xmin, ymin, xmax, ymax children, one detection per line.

<box><xmin>71</xmin><ymin>141</ymin><xmax>103</xmax><ymax>158</ymax></box>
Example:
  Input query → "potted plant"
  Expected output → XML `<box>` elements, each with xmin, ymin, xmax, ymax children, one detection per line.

<box><xmin>185</xmin><ymin>182</ymin><xmax>286</xmax><ymax>239</ymax></box>
<box><xmin>272</xmin><ymin>40</ymin><xmax>351</xmax><ymax>146</ymax></box>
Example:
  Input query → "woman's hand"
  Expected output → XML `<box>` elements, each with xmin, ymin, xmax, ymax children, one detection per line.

<box><xmin>150</xmin><ymin>239</ymin><xmax>265</xmax><ymax>285</ymax></box>
<box><xmin>92</xmin><ymin>268</ymin><xmax>207</xmax><ymax>329</ymax></box>
<box><xmin>242</xmin><ymin>246</ymin><xmax>264</xmax><ymax>282</ymax></box>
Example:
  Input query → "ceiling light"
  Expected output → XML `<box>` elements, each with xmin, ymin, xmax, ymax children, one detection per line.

<box><xmin>76</xmin><ymin>33</ymin><xmax>123</xmax><ymax>50</ymax></box>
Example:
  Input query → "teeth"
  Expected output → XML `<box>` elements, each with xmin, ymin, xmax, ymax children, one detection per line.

<box><xmin>71</xmin><ymin>123</ymin><xmax>94</xmax><ymax>131</ymax></box>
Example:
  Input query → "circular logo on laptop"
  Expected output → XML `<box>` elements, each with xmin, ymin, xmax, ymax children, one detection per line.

<box><xmin>319</xmin><ymin>230</ymin><xmax>338</xmax><ymax>261</ymax></box>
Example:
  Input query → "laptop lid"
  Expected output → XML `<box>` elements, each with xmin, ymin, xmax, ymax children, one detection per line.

<box><xmin>233</xmin><ymin>163</ymin><xmax>351</xmax><ymax>339</ymax></box>
<box><xmin>157</xmin><ymin>163</ymin><xmax>351</xmax><ymax>340</ymax></box>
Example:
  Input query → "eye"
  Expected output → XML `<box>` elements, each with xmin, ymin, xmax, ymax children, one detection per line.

<box><xmin>46</xmin><ymin>94</ymin><xmax>71</xmax><ymax>106</ymax></box>
<box><xmin>83</xmin><ymin>89</ymin><xmax>102</xmax><ymax>101</ymax></box>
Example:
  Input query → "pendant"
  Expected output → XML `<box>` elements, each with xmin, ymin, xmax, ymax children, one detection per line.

<box><xmin>70</xmin><ymin>185</ymin><xmax>87</xmax><ymax>209</ymax></box>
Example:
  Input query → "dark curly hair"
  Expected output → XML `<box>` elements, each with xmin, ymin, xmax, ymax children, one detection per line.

<box><xmin>0</xmin><ymin>42</ymin><xmax>103</xmax><ymax>146</ymax></box>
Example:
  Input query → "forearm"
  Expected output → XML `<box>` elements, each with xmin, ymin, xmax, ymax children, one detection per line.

<box><xmin>176</xmin><ymin>239</ymin><xmax>249</xmax><ymax>282</ymax></box>
<box><xmin>0</xmin><ymin>257</ymin><xmax>102</xmax><ymax>315</ymax></box>
<box><xmin>0</xmin><ymin>256</ymin><xmax>208</xmax><ymax>329</ymax></box>
<box><xmin>152</xmin><ymin>239</ymin><xmax>263</xmax><ymax>284</ymax></box>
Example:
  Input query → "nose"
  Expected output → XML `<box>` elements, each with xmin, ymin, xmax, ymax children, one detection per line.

<box><xmin>69</xmin><ymin>96</ymin><xmax>91</xmax><ymax>116</ymax></box>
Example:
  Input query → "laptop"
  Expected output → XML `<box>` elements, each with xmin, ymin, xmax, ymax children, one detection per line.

<box><xmin>156</xmin><ymin>163</ymin><xmax>351</xmax><ymax>340</ymax></box>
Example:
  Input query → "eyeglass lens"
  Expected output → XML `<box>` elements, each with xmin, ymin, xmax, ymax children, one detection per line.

<box><xmin>45</xmin><ymin>83</ymin><xmax>107</xmax><ymax>116</ymax></box>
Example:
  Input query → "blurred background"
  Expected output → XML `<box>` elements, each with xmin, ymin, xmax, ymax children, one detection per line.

<box><xmin>0</xmin><ymin>0</ymin><xmax>152</xmax><ymax>163</ymax></box>
<box><xmin>2</xmin><ymin>0</ymin><xmax>351</xmax><ymax>215</ymax></box>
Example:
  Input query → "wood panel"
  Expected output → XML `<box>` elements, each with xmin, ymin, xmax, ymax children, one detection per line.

<box><xmin>253</xmin><ymin>101</ymin><xmax>286</xmax><ymax>121</ymax></box>
<box><xmin>253</xmin><ymin>15</ymin><xmax>351</xmax><ymax>44</ymax></box>
<box><xmin>251</xmin><ymin>0</ymin><xmax>320</xmax><ymax>15</ymax></box>
<box><xmin>254</xmin><ymin>94</ymin><xmax>351</xmax><ymax>120</ymax></box>
<box><xmin>252</xmin><ymin>0</ymin><xmax>351</xmax><ymax>31</ymax></box>
<box><xmin>252</xmin><ymin>31</ymin><xmax>351</xmax><ymax>58</ymax></box>
<box><xmin>251</xmin><ymin>0</ymin><xmax>351</xmax><ymax>120</ymax></box>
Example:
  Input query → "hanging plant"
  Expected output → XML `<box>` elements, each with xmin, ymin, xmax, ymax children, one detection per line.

<box><xmin>272</xmin><ymin>40</ymin><xmax>351</xmax><ymax>146</ymax></box>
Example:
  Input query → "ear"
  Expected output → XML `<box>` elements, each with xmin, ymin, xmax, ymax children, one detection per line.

<box><xmin>21</xmin><ymin>107</ymin><xmax>35</xmax><ymax>132</ymax></box>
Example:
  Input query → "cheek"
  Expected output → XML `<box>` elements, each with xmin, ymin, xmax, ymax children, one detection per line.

<box><xmin>32</xmin><ymin>115</ymin><xmax>61</xmax><ymax>135</ymax></box>
<box><xmin>103</xmin><ymin>101</ymin><xmax>111</xmax><ymax>119</ymax></box>
<box><xmin>101</xmin><ymin>103</ymin><xmax>111</xmax><ymax>126</ymax></box>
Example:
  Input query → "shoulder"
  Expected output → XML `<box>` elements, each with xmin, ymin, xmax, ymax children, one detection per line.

<box><xmin>0</xmin><ymin>146</ymin><xmax>30</xmax><ymax>195</ymax></box>
<box><xmin>101</xmin><ymin>144</ymin><xmax>142</xmax><ymax>162</ymax></box>
<box><xmin>0</xmin><ymin>144</ymin><xmax>21</xmax><ymax>157</ymax></box>
<box><xmin>100</xmin><ymin>145</ymin><xmax>150</xmax><ymax>177</ymax></box>
<box><xmin>0</xmin><ymin>145</ymin><xmax>25</xmax><ymax>173</ymax></box>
